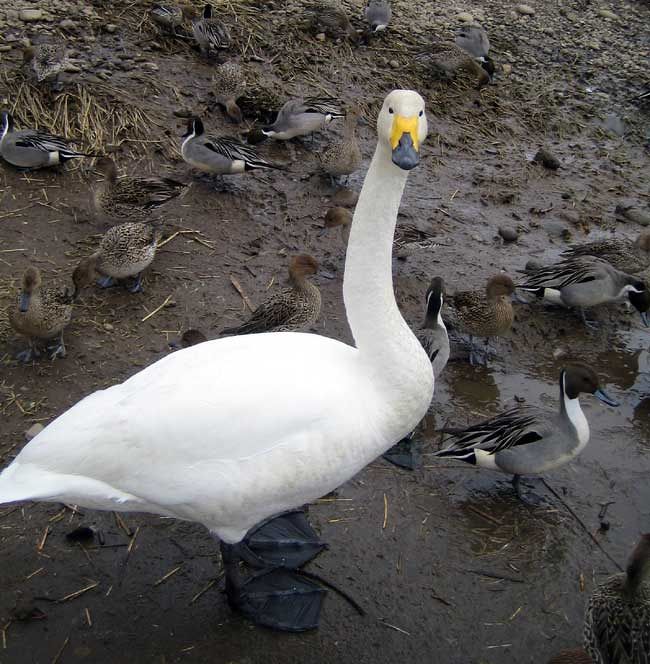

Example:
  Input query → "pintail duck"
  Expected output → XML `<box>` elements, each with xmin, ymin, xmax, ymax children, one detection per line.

<box><xmin>0</xmin><ymin>110</ymin><xmax>90</xmax><ymax>169</ymax></box>
<box><xmin>181</xmin><ymin>117</ymin><xmax>281</xmax><ymax>175</ymax></box>
<box><xmin>221</xmin><ymin>255</ymin><xmax>321</xmax><ymax>335</ymax></box>
<box><xmin>561</xmin><ymin>232</ymin><xmax>650</xmax><ymax>274</ymax></box>
<box><xmin>517</xmin><ymin>256</ymin><xmax>649</xmax><ymax>328</ymax></box>
<box><xmin>417</xmin><ymin>278</ymin><xmax>449</xmax><ymax>379</ymax></box>
<box><xmin>213</xmin><ymin>62</ymin><xmax>246</xmax><ymax>123</ymax></box>
<box><xmin>150</xmin><ymin>4</ymin><xmax>184</xmax><ymax>34</ymax></box>
<box><xmin>9</xmin><ymin>266</ymin><xmax>73</xmax><ymax>362</ymax></box>
<box><xmin>364</xmin><ymin>0</ymin><xmax>391</xmax><ymax>32</ymax></box>
<box><xmin>547</xmin><ymin>649</ymin><xmax>592</xmax><ymax>664</ymax></box>
<box><xmin>320</xmin><ymin>107</ymin><xmax>362</xmax><ymax>183</ymax></box>
<box><xmin>92</xmin><ymin>156</ymin><xmax>186</xmax><ymax>223</ymax></box>
<box><xmin>445</xmin><ymin>274</ymin><xmax>515</xmax><ymax>365</ymax></box>
<box><xmin>455</xmin><ymin>24</ymin><xmax>495</xmax><ymax>78</ymax></box>
<box><xmin>73</xmin><ymin>222</ymin><xmax>160</xmax><ymax>294</ymax></box>
<box><xmin>584</xmin><ymin>533</ymin><xmax>650</xmax><ymax>663</ymax></box>
<box><xmin>23</xmin><ymin>44</ymin><xmax>71</xmax><ymax>90</ymax></box>
<box><xmin>262</xmin><ymin>98</ymin><xmax>345</xmax><ymax>141</ymax></box>
<box><xmin>434</xmin><ymin>364</ymin><xmax>619</xmax><ymax>502</ymax></box>
<box><xmin>0</xmin><ymin>89</ymin><xmax>432</xmax><ymax>632</ymax></box>
<box><xmin>417</xmin><ymin>42</ymin><xmax>491</xmax><ymax>89</ymax></box>
<box><xmin>192</xmin><ymin>4</ymin><xmax>230</xmax><ymax>56</ymax></box>
<box><xmin>305</xmin><ymin>1</ymin><xmax>358</xmax><ymax>40</ymax></box>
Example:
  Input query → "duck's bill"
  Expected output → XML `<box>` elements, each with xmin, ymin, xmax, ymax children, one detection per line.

<box><xmin>640</xmin><ymin>311</ymin><xmax>648</xmax><ymax>327</ymax></box>
<box><xmin>391</xmin><ymin>115</ymin><xmax>419</xmax><ymax>171</ymax></box>
<box><xmin>19</xmin><ymin>293</ymin><xmax>30</xmax><ymax>312</ymax></box>
<box><xmin>594</xmin><ymin>388</ymin><xmax>619</xmax><ymax>407</ymax></box>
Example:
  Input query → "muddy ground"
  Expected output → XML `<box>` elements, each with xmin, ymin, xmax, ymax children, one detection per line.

<box><xmin>0</xmin><ymin>0</ymin><xmax>649</xmax><ymax>662</ymax></box>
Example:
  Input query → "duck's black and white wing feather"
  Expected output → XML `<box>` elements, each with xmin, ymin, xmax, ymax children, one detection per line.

<box><xmin>203</xmin><ymin>135</ymin><xmax>280</xmax><ymax>170</ymax></box>
<box><xmin>518</xmin><ymin>258</ymin><xmax>607</xmax><ymax>292</ymax></box>
<box><xmin>15</xmin><ymin>131</ymin><xmax>87</xmax><ymax>158</ymax></box>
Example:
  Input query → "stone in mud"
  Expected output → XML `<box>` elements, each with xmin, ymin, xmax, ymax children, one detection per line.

<box><xmin>533</xmin><ymin>148</ymin><xmax>560</xmax><ymax>170</ymax></box>
<box><xmin>615</xmin><ymin>204</ymin><xmax>650</xmax><ymax>227</ymax></box>
<box><xmin>19</xmin><ymin>9</ymin><xmax>43</xmax><ymax>22</ymax></box>
<box><xmin>456</xmin><ymin>12</ymin><xmax>474</xmax><ymax>23</ymax></box>
<box><xmin>498</xmin><ymin>226</ymin><xmax>518</xmax><ymax>242</ymax></box>
<box><xmin>597</xmin><ymin>9</ymin><xmax>617</xmax><ymax>20</ymax></box>
<box><xmin>516</xmin><ymin>5</ymin><xmax>535</xmax><ymax>15</ymax></box>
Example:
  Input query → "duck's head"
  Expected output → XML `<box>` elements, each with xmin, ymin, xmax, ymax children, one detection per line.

<box><xmin>72</xmin><ymin>256</ymin><xmax>98</xmax><ymax>298</ymax></box>
<box><xmin>19</xmin><ymin>266</ymin><xmax>41</xmax><ymax>312</ymax></box>
<box><xmin>95</xmin><ymin>156</ymin><xmax>118</xmax><ymax>182</ymax></box>
<box><xmin>183</xmin><ymin>117</ymin><xmax>204</xmax><ymax>139</ymax></box>
<box><xmin>562</xmin><ymin>363</ymin><xmax>618</xmax><ymax>406</ymax></box>
<box><xmin>377</xmin><ymin>90</ymin><xmax>427</xmax><ymax>171</ymax></box>
<box><xmin>624</xmin><ymin>533</ymin><xmax>650</xmax><ymax>598</ymax></box>
<box><xmin>168</xmin><ymin>329</ymin><xmax>207</xmax><ymax>350</ymax></box>
<box><xmin>289</xmin><ymin>255</ymin><xmax>319</xmax><ymax>281</ymax></box>
<box><xmin>22</xmin><ymin>46</ymin><xmax>36</xmax><ymax>64</ymax></box>
<box><xmin>320</xmin><ymin>207</ymin><xmax>352</xmax><ymax>236</ymax></box>
<box><xmin>627</xmin><ymin>281</ymin><xmax>649</xmax><ymax>326</ymax></box>
<box><xmin>0</xmin><ymin>110</ymin><xmax>13</xmax><ymax>141</ymax></box>
<box><xmin>636</xmin><ymin>231</ymin><xmax>650</xmax><ymax>254</ymax></box>
<box><xmin>485</xmin><ymin>274</ymin><xmax>515</xmax><ymax>299</ymax></box>
<box><xmin>422</xmin><ymin>277</ymin><xmax>445</xmax><ymax>329</ymax></box>
<box><xmin>480</xmin><ymin>56</ymin><xmax>496</xmax><ymax>80</ymax></box>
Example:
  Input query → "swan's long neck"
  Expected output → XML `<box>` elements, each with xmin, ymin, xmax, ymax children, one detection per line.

<box><xmin>343</xmin><ymin>141</ymin><xmax>432</xmax><ymax>410</ymax></box>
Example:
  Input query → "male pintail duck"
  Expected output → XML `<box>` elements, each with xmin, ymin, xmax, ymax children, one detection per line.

<box><xmin>445</xmin><ymin>274</ymin><xmax>515</xmax><ymax>365</ymax></box>
<box><xmin>320</xmin><ymin>107</ymin><xmax>362</xmax><ymax>184</ymax></box>
<box><xmin>364</xmin><ymin>0</ymin><xmax>391</xmax><ymax>32</ymax></box>
<box><xmin>455</xmin><ymin>24</ymin><xmax>495</xmax><ymax>78</ymax></box>
<box><xmin>181</xmin><ymin>117</ymin><xmax>281</xmax><ymax>175</ymax></box>
<box><xmin>262</xmin><ymin>98</ymin><xmax>345</xmax><ymax>140</ymax></box>
<box><xmin>92</xmin><ymin>156</ymin><xmax>186</xmax><ymax>223</ymax></box>
<box><xmin>0</xmin><ymin>89</ymin><xmax>432</xmax><ymax>632</ymax></box>
<box><xmin>73</xmin><ymin>222</ymin><xmax>160</xmax><ymax>294</ymax></box>
<box><xmin>417</xmin><ymin>277</ymin><xmax>449</xmax><ymax>379</ymax></box>
<box><xmin>0</xmin><ymin>110</ymin><xmax>90</xmax><ymax>169</ymax></box>
<box><xmin>517</xmin><ymin>256</ymin><xmax>649</xmax><ymax>328</ymax></box>
<box><xmin>584</xmin><ymin>533</ymin><xmax>650</xmax><ymax>662</ymax></box>
<box><xmin>213</xmin><ymin>62</ymin><xmax>246</xmax><ymax>123</ymax></box>
<box><xmin>23</xmin><ymin>44</ymin><xmax>71</xmax><ymax>90</ymax></box>
<box><xmin>305</xmin><ymin>1</ymin><xmax>358</xmax><ymax>40</ymax></box>
<box><xmin>561</xmin><ymin>232</ymin><xmax>650</xmax><ymax>274</ymax></box>
<box><xmin>9</xmin><ymin>266</ymin><xmax>73</xmax><ymax>362</ymax></box>
<box><xmin>150</xmin><ymin>4</ymin><xmax>184</xmax><ymax>34</ymax></box>
<box><xmin>433</xmin><ymin>364</ymin><xmax>619</xmax><ymax>502</ymax></box>
<box><xmin>221</xmin><ymin>255</ymin><xmax>321</xmax><ymax>335</ymax></box>
<box><xmin>192</xmin><ymin>4</ymin><xmax>230</xmax><ymax>56</ymax></box>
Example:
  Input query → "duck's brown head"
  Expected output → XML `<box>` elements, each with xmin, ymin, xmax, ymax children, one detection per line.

<box><xmin>636</xmin><ymin>232</ymin><xmax>650</xmax><ymax>253</ymax></box>
<box><xmin>94</xmin><ymin>156</ymin><xmax>118</xmax><ymax>182</ymax></box>
<box><xmin>22</xmin><ymin>46</ymin><xmax>36</xmax><ymax>64</ymax></box>
<box><xmin>624</xmin><ymin>533</ymin><xmax>650</xmax><ymax>598</ymax></box>
<box><xmin>19</xmin><ymin>266</ymin><xmax>41</xmax><ymax>312</ymax></box>
<box><xmin>72</xmin><ymin>255</ymin><xmax>98</xmax><ymax>298</ymax></box>
<box><xmin>324</xmin><ymin>207</ymin><xmax>352</xmax><ymax>229</ymax></box>
<box><xmin>485</xmin><ymin>274</ymin><xmax>515</xmax><ymax>299</ymax></box>
<box><xmin>289</xmin><ymin>255</ymin><xmax>319</xmax><ymax>281</ymax></box>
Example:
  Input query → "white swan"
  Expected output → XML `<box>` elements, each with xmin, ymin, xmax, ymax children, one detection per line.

<box><xmin>0</xmin><ymin>90</ymin><xmax>433</xmax><ymax>630</ymax></box>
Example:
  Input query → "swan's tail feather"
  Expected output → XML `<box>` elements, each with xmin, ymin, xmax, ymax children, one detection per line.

<box><xmin>0</xmin><ymin>463</ymin><xmax>50</xmax><ymax>504</ymax></box>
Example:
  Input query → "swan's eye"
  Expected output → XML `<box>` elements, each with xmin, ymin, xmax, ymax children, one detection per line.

<box><xmin>388</xmin><ymin>107</ymin><xmax>394</xmax><ymax>114</ymax></box>
<box><xmin>419</xmin><ymin>110</ymin><xmax>424</xmax><ymax>117</ymax></box>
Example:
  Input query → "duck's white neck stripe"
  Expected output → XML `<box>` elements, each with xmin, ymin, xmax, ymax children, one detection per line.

<box><xmin>562</xmin><ymin>375</ymin><xmax>590</xmax><ymax>446</ymax></box>
<box><xmin>181</xmin><ymin>129</ymin><xmax>196</xmax><ymax>153</ymax></box>
<box><xmin>0</xmin><ymin>115</ymin><xmax>9</xmax><ymax>144</ymax></box>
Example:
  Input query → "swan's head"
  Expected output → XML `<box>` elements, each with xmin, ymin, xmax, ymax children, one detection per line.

<box><xmin>19</xmin><ymin>266</ymin><xmax>42</xmax><ymax>312</ymax></box>
<box><xmin>377</xmin><ymin>90</ymin><xmax>427</xmax><ymax>171</ymax></box>
<box><xmin>289</xmin><ymin>255</ymin><xmax>319</xmax><ymax>280</ymax></box>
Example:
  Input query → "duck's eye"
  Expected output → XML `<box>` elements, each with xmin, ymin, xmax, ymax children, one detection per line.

<box><xmin>388</xmin><ymin>107</ymin><xmax>394</xmax><ymax>114</ymax></box>
<box><xmin>419</xmin><ymin>110</ymin><xmax>424</xmax><ymax>117</ymax></box>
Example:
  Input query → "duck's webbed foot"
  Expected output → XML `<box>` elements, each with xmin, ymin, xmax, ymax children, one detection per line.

<box><xmin>512</xmin><ymin>475</ymin><xmax>548</xmax><ymax>507</ymax></box>
<box><xmin>16</xmin><ymin>346</ymin><xmax>39</xmax><ymax>363</ymax></box>
<box><xmin>47</xmin><ymin>335</ymin><xmax>66</xmax><ymax>360</ymax></box>
<box><xmin>97</xmin><ymin>275</ymin><xmax>117</xmax><ymax>289</ymax></box>
<box><xmin>126</xmin><ymin>273</ymin><xmax>144</xmax><ymax>294</ymax></box>
<box><xmin>382</xmin><ymin>432</ymin><xmax>420</xmax><ymax>470</ymax></box>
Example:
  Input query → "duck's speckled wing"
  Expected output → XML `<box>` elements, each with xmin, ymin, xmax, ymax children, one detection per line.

<box><xmin>436</xmin><ymin>406</ymin><xmax>547</xmax><ymax>456</ymax></box>
<box><xmin>113</xmin><ymin>177</ymin><xmax>185</xmax><ymax>208</ymax></box>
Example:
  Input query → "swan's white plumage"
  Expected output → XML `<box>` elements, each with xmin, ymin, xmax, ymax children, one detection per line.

<box><xmin>0</xmin><ymin>90</ymin><xmax>434</xmax><ymax>544</ymax></box>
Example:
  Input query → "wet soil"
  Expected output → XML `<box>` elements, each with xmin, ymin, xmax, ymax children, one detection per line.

<box><xmin>0</xmin><ymin>0</ymin><xmax>649</xmax><ymax>662</ymax></box>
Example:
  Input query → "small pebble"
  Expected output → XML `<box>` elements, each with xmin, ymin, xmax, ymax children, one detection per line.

<box><xmin>498</xmin><ymin>226</ymin><xmax>519</xmax><ymax>242</ymax></box>
<box><xmin>25</xmin><ymin>423</ymin><xmax>44</xmax><ymax>441</ymax></box>
<box><xmin>516</xmin><ymin>4</ymin><xmax>535</xmax><ymax>15</ymax></box>
<box><xmin>105</xmin><ymin>23</ymin><xmax>118</xmax><ymax>33</ymax></box>
<box><xmin>315</xmin><ymin>32</ymin><xmax>326</xmax><ymax>41</ymax></box>
<box><xmin>501</xmin><ymin>63</ymin><xmax>512</xmax><ymax>76</ymax></box>
<box><xmin>552</xmin><ymin>346</ymin><xmax>567</xmax><ymax>360</ymax></box>
<box><xmin>597</xmin><ymin>9</ymin><xmax>617</xmax><ymax>20</ymax></box>
<box><xmin>19</xmin><ymin>9</ymin><xmax>43</xmax><ymax>22</ymax></box>
<box><xmin>533</xmin><ymin>148</ymin><xmax>560</xmax><ymax>170</ymax></box>
<box><xmin>456</xmin><ymin>12</ymin><xmax>474</xmax><ymax>22</ymax></box>
<box><xmin>60</xmin><ymin>18</ymin><xmax>76</xmax><ymax>30</ymax></box>
<box><xmin>103</xmin><ymin>323</ymin><xmax>114</xmax><ymax>331</ymax></box>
